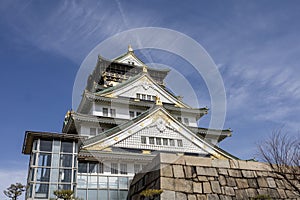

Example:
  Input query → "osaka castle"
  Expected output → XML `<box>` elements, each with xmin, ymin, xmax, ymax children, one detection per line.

<box><xmin>22</xmin><ymin>46</ymin><xmax>236</xmax><ymax>200</ymax></box>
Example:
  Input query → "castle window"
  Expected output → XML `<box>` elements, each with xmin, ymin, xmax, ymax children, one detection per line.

<box><xmin>136</xmin><ymin>93</ymin><xmax>141</xmax><ymax>99</ymax></box>
<box><xmin>169</xmin><ymin>139</ymin><xmax>175</xmax><ymax>146</ymax></box>
<box><xmin>184</xmin><ymin>118</ymin><xmax>189</xmax><ymax>125</ymax></box>
<box><xmin>142</xmin><ymin>94</ymin><xmax>146</xmax><ymax>100</ymax></box>
<box><xmin>110</xmin><ymin>109</ymin><xmax>116</xmax><ymax>117</ymax></box>
<box><xmin>149</xmin><ymin>137</ymin><xmax>155</xmax><ymax>144</ymax></box>
<box><xmin>134</xmin><ymin>164</ymin><xmax>141</xmax><ymax>173</ymax></box>
<box><xmin>111</xmin><ymin>163</ymin><xmax>118</xmax><ymax>174</ymax></box>
<box><xmin>129</xmin><ymin>111</ymin><xmax>135</xmax><ymax>119</ymax></box>
<box><xmin>147</xmin><ymin>95</ymin><xmax>152</xmax><ymax>100</ymax></box>
<box><xmin>177</xmin><ymin>139</ymin><xmax>183</xmax><ymax>147</ymax></box>
<box><xmin>156</xmin><ymin>138</ymin><xmax>162</xmax><ymax>145</ymax></box>
<box><xmin>141</xmin><ymin>136</ymin><xmax>146</xmax><ymax>144</ymax></box>
<box><xmin>103</xmin><ymin>108</ymin><xmax>108</xmax><ymax>117</ymax></box>
<box><xmin>40</xmin><ymin>140</ymin><xmax>53</xmax><ymax>152</ymax></box>
<box><xmin>90</xmin><ymin>128</ymin><xmax>96</xmax><ymax>136</ymax></box>
<box><xmin>78</xmin><ymin>162</ymin><xmax>88</xmax><ymax>173</ymax></box>
<box><xmin>99</xmin><ymin>163</ymin><xmax>104</xmax><ymax>174</ymax></box>
<box><xmin>163</xmin><ymin>138</ymin><xmax>168</xmax><ymax>145</ymax></box>
<box><xmin>177</xmin><ymin>117</ymin><xmax>182</xmax><ymax>122</ymax></box>
<box><xmin>120</xmin><ymin>163</ymin><xmax>127</xmax><ymax>174</ymax></box>
<box><xmin>136</xmin><ymin>111</ymin><xmax>141</xmax><ymax>116</ymax></box>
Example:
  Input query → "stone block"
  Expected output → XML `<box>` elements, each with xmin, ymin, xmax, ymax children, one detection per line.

<box><xmin>266</xmin><ymin>177</ymin><xmax>276</xmax><ymax>188</ymax></box>
<box><xmin>229</xmin><ymin>159</ymin><xmax>239</xmax><ymax>168</ymax></box>
<box><xmin>218</xmin><ymin>168</ymin><xmax>228</xmax><ymax>175</ymax></box>
<box><xmin>219</xmin><ymin>175</ymin><xmax>227</xmax><ymax>186</ymax></box>
<box><xmin>184</xmin><ymin>166</ymin><xmax>196</xmax><ymax>178</ymax></box>
<box><xmin>160</xmin><ymin>177</ymin><xmax>175</xmax><ymax>190</ymax></box>
<box><xmin>174</xmin><ymin>179</ymin><xmax>193</xmax><ymax>193</ymax></box>
<box><xmin>193</xmin><ymin>182</ymin><xmax>202</xmax><ymax>193</ymax></box>
<box><xmin>196</xmin><ymin>195</ymin><xmax>207</xmax><ymax>200</ymax></box>
<box><xmin>257</xmin><ymin>188</ymin><xmax>268</xmax><ymax>195</ymax></box>
<box><xmin>187</xmin><ymin>194</ymin><xmax>197</xmax><ymax>200</ymax></box>
<box><xmin>257</xmin><ymin>177</ymin><xmax>268</xmax><ymax>188</ymax></box>
<box><xmin>241</xmin><ymin>170</ymin><xmax>255</xmax><ymax>178</ymax></box>
<box><xmin>160</xmin><ymin>153</ymin><xmax>185</xmax><ymax>165</ymax></box>
<box><xmin>224</xmin><ymin>186</ymin><xmax>235</xmax><ymax>196</ymax></box>
<box><xmin>185</xmin><ymin>155</ymin><xmax>212</xmax><ymax>166</ymax></box>
<box><xmin>227</xmin><ymin>169</ymin><xmax>242</xmax><ymax>177</ymax></box>
<box><xmin>212</xmin><ymin>159</ymin><xmax>230</xmax><ymax>168</ymax></box>
<box><xmin>267</xmin><ymin>188</ymin><xmax>279</xmax><ymax>198</ymax></box>
<box><xmin>161</xmin><ymin>190</ymin><xmax>175</xmax><ymax>200</ymax></box>
<box><xmin>245</xmin><ymin>188</ymin><xmax>258</xmax><ymax>197</ymax></box>
<box><xmin>211</xmin><ymin>181</ymin><xmax>221</xmax><ymax>194</ymax></box>
<box><xmin>238</xmin><ymin>160</ymin><xmax>270</xmax><ymax>171</ymax></box>
<box><xmin>208</xmin><ymin>177</ymin><xmax>215</xmax><ymax>181</ymax></box>
<box><xmin>173</xmin><ymin>165</ymin><xmax>185</xmax><ymax>178</ymax></box>
<box><xmin>175</xmin><ymin>192</ymin><xmax>187</xmax><ymax>200</ymax></box>
<box><xmin>196</xmin><ymin>167</ymin><xmax>218</xmax><ymax>177</ymax></box>
<box><xmin>247</xmin><ymin>178</ymin><xmax>258</xmax><ymax>188</ymax></box>
<box><xmin>161</xmin><ymin>164</ymin><xmax>173</xmax><ymax>177</ymax></box>
<box><xmin>235</xmin><ymin>189</ymin><xmax>248</xmax><ymax>199</ymax></box>
<box><xmin>219</xmin><ymin>195</ymin><xmax>232</xmax><ymax>200</ymax></box>
<box><xmin>236</xmin><ymin>178</ymin><xmax>249</xmax><ymax>189</ymax></box>
<box><xmin>226</xmin><ymin>177</ymin><xmax>236</xmax><ymax>187</ymax></box>
<box><xmin>197</xmin><ymin>176</ymin><xmax>208</xmax><ymax>182</ymax></box>
<box><xmin>203</xmin><ymin>182</ymin><xmax>212</xmax><ymax>193</ymax></box>
<box><xmin>207</xmin><ymin>194</ymin><xmax>220</xmax><ymax>200</ymax></box>
<box><xmin>275</xmin><ymin>179</ymin><xmax>285</xmax><ymax>189</ymax></box>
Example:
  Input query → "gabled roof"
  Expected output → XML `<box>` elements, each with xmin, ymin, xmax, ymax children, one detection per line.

<box><xmin>81</xmin><ymin>105</ymin><xmax>237</xmax><ymax>159</ymax></box>
<box><xmin>113</xmin><ymin>45</ymin><xmax>146</xmax><ymax>67</ymax></box>
<box><xmin>95</xmin><ymin>72</ymin><xmax>191</xmax><ymax>108</ymax></box>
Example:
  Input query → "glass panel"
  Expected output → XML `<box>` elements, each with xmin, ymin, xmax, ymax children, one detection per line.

<box><xmin>129</xmin><ymin>111</ymin><xmax>135</xmax><ymax>119</ymax></box>
<box><xmin>184</xmin><ymin>118</ymin><xmax>189</xmax><ymax>125</ymax></box>
<box><xmin>49</xmin><ymin>184</ymin><xmax>57</xmax><ymax>199</ymax></box>
<box><xmin>36</xmin><ymin>168</ymin><xmax>50</xmax><ymax>182</ymax></box>
<box><xmin>78</xmin><ymin>162</ymin><xmax>88</xmax><ymax>173</ymax></box>
<box><xmin>89</xmin><ymin>163</ymin><xmax>98</xmax><ymax>173</ymax></box>
<box><xmin>99</xmin><ymin>177</ymin><xmax>107</xmax><ymax>188</ymax></box>
<box><xmin>98</xmin><ymin>189</ymin><xmax>108</xmax><ymax>200</ymax></box>
<box><xmin>119</xmin><ymin>177</ymin><xmax>128</xmax><ymax>189</ymax></box>
<box><xmin>120</xmin><ymin>163</ymin><xmax>127</xmax><ymax>175</ymax></box>
<box><xmin>59</xmin><ymin>169</ymin><xmax>72</xmax><ymax>183</ymax></box>
<box><xmin>169</xmin><ymin>139</ymin><xmax>175</xmax><ymax>146</ymax></box>
<box><xmin>156</xmin><ymin>138</ymin><xmax>162</xmax><ymax>145</ymax></box>
<box><xmin>88</xmin><ymin>190</ymin><xmax>97</xmax><ymax>200</ymax></box>
<box><xmin>77</xmin><ymin>175</ymin><xmax>87</xmax><ymax>188</ymax></box>
<box><xmin>119</xmin><ymin>190</ymin><xmax>128</xmax><ymax>200</ymax></box>
<box><xmin>32</xmin><ymin>153</ymin><xmax>37</xmax><ymax>166</ymax></box>
<box><xmin>88</xmin><ymin>176</ymin><xmax>97</xmax><ymax>188</ymax></box>
<box><xmin>177</xmin><ymin>139</ymin><xmax>183</xmax><ymax>147</ymax></box>
<box><xmin>52</xmin><ymin>154</ymin><xmax>60</xmax><ymax>168</ymax></box>
<box><xmin>111</xmin><ymin>163</ymin><xmax>118</xmax><ymax>174</ymax></box>
<box><xmin>40</xmin><ymin>140</ymin><xmax>53</xmax><ymax>152</ymax></box>
<box><xmin>141</xmin><ymin>136</ymin><xmax>146</xmax><ymax>144</ymax></box>
<box><xmin>109</xmin><ymin>190</ymin><xmax>118</xmax><ymax>200</ymax></box>
<box><xmin>60</xmin><ymin>154</ymin><xmax>73</xmax><ymax>168</ymax></box>
<box><xmin>110</xmin><ymin>109</ymin><xmax>116</xmax><ymax>117</ymax></box>
<box><xmin>50</xmin><ymin>168</ymin><xmax>59</xmax><ymax>183</ymax></box>
<box><xmin>77</xmin><ymin>189</ymin><xmax>87</xmax><ymax>200</ymax></box>
<box><xmin>149</xmin><ymin>137</ymin><xmax>155</xmax><ymax>144</ymax></box>
<box><xmin>58</xmin><ymin>184</ymin><xmax>71</xmax><ymax>190</ymax></box>
<box><xmin>61</xmin><ymin>141</ymin><xmax>73</xmax><ymax>153</ymax></box>
<box><xmin>73</xmin><ymin>170</ymin><xmax>77</xmax><ymax>182</ymax></box>
<box><xmin>38</xmin><ymin>153</ymin><xmax>52</xmax><ymax>167</ymax></box>
<box><xmin>53</xmin><ymin>140</ymin><xmax>60</xmax><ymax>153</ymax></box>
<box><xmin>27</xmin><ymin>184</ymin><xmax>33</xmax><ymax>198</ymax></box>
<box><xmin>109</xmin><ymin>177</ymin><xmax>118</xmax><ymax>189</ymax></box>
<box><xmin>163</xmin><ymin>138</ymin><xmax>168</xmax><ymax>145</ymax></box>
<box><xmin>33</xmin><ymin>140</ymin><xmax>38</xmax><ymax>150</ymax></box>
<box><xmin>35</xmin><ymin>183</ymin><xmax>49</xmax><ymax>198</ymax></box>
<box><xmin>99</xmin><ymin>163</ymin><xmax>104</xmax><ymax>174</ymax></box>
<box><xmin>103</xmin><ymin>108</ymin><xmax>108</xmax><ymax>117</ymax></box>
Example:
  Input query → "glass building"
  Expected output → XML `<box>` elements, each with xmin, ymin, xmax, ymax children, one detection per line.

<box><xmin>22</xmin><ymin>46</ymin><xmax>234</xmax><ymax>200</ymax></box>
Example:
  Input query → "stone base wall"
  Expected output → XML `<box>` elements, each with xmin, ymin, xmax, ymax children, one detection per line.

<box><xmin>128</xmin><ymin>153</ymin><xmax>299</xmax><ymax>200</ymax></box>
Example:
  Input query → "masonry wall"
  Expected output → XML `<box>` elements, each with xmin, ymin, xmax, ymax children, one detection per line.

<box><xmin>128</xmin><ymin>153</ymin><xmax>299</xmax><ymax>200</ymax></box>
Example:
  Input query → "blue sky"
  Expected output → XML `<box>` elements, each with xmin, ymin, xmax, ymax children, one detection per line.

<box><xmin>1</xmin><ymin>0</ymin><xmax>300</xmax><ymax>196</ymax></box>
